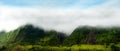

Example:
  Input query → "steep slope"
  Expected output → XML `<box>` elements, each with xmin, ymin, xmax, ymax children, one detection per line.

<box><xmin>0</xmin><ymin>24</ymin><xmax>67</xmax><ymax>46</ymax></box>
<box><xmin>0</xmin><ymin>24</ymin><xmax>45</xmax><ymax>46</ymax></box>
<box><xmin>0</xmin><ymin>29</ymin><xmax>20</xmax><ymax>46</ymax></box>
<box><xmin>13</xmin><ymin>24</ymin><xmax>45</xmax><ymax>45</ymax></box>
<box><xmin>63</xmin><ymin>26</ymin><xmax>120</xmax><ymax>46</ymax></box>
<box><xmin>1</xmin><ymin>25</ymin><xmax>120</xmax><ymax>47</ymax></box>
<box><xmin>63</xmin><ymin>26</ymin><xmax>91</xmax><ymax>46</ymax></box>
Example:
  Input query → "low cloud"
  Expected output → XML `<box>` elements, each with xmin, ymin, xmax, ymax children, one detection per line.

<box><xmin>0</xmin><ymin>0</ymin><xmax>120</xmax><ymax>34</ymax></box>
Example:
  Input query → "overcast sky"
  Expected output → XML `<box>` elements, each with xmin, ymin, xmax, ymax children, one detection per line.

<box><xmin>0</xmin><ymin>0</ymin><xmax>120</xmax><ymax>34</ymax></box>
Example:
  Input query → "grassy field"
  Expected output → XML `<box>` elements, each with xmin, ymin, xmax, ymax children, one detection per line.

<box><xmin>71</xmin><ymin>45</ymin><xmax>110</xmax><ymax>51</ymax></box>
<box><xmin>1</xmin><ymin>43</ymin><xmax>119</xmax><ymax>51</ymax></box>
<box><xmin>13</xmin><ymin>44</ymin><xmax>117</xmax><ymax>51</ymax></box>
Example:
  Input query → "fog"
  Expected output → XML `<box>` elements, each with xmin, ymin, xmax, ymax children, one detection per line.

<box><xmin>0</xmin><ymin>0</ymin><xmax>120</xmax><ymax>34</ymax></box>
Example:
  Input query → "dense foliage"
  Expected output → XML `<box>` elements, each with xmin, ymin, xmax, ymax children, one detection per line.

<box><xmin>64</xmin><ymin>26</ymin><xmax>120</xmax><ymax>46</ymax></box>
<box><xmin>0</xmin><ymin>25</ymin><xmax>120</xmax><ymax>51</ymax></box>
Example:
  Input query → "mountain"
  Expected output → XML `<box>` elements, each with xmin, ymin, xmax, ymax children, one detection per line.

<box><xmin>63</xmin><ymin>26</ymin><xmax>92</xmax><ymax>46</ymax></box>
<box><xmin>63</xmin><ymin>26</ymin><xmax>120</xmax><ymax>46</ymax></box>
<box><xmin>0</xmin><ymin>31</ymin><xmax>5</xmax><ymax>35</ymax></box>
<box><xmin>0</xmin><ymin>24</ymin><xmax>67</xmax><ymax>46</ymax></box>
<box><xmin>0</xmin><ymin>25</ymin><xmax>120</xmax><ymax>47</ymax></box>
<box><xmin>0</xmin><ymin>25</ymin><xmax>120</xmax><ymax>51</ymax></box>
<box><xmin>14</xmin><ymin>24</ymin><xmax>45</xmax><ymax>45</ymax></box>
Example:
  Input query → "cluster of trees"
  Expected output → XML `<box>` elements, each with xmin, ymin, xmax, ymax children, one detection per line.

<box><xmin>0</xmin><ymin>25</ymin><xmax>120</xmax><ymax>51</ymax></box>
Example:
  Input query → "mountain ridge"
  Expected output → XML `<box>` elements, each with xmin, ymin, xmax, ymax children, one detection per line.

<box><xmin>0</xmin><ymin>24</ymin><xmax>120</xmax><ymax>47</ymax></box>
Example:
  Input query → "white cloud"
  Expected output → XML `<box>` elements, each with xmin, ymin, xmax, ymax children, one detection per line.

<box><xmin>0</xmin><ymin>0</ymin><xmax>120</xmax><ymax>34</ymax></box>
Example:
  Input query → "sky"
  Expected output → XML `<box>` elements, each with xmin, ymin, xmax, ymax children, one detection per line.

<box><xmin>0</xmin><ymin>0</ymin><xmax>120</xmax><ymax>34</ymax></box>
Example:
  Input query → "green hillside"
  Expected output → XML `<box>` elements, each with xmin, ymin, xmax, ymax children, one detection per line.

<box><xmin>64</xmin><ymin>26</ymin><xmax>120</xmax><ymax>46</ymax></box>
<box><xmin>0</xmin><ymin>25</ymin><xmax>120</xmax><ymax>51</ymax></box>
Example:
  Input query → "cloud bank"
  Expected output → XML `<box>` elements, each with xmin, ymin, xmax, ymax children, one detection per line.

<box><xmin>0</xmin><ymin>0</ymin><xmax>120</xmax><ymax>34</ymax></box>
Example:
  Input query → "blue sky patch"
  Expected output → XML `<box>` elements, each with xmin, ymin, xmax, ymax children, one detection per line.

<box><xmin>0</xmin><ymin>0</ymin><xmax>108</xmax><ymax>8</ymax></box>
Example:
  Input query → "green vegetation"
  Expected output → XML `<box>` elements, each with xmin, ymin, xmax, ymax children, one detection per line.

<box><xmin>0</xmin><ymin>25</ymin><xmax>120</xmax><ymax>51</ymax></box>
